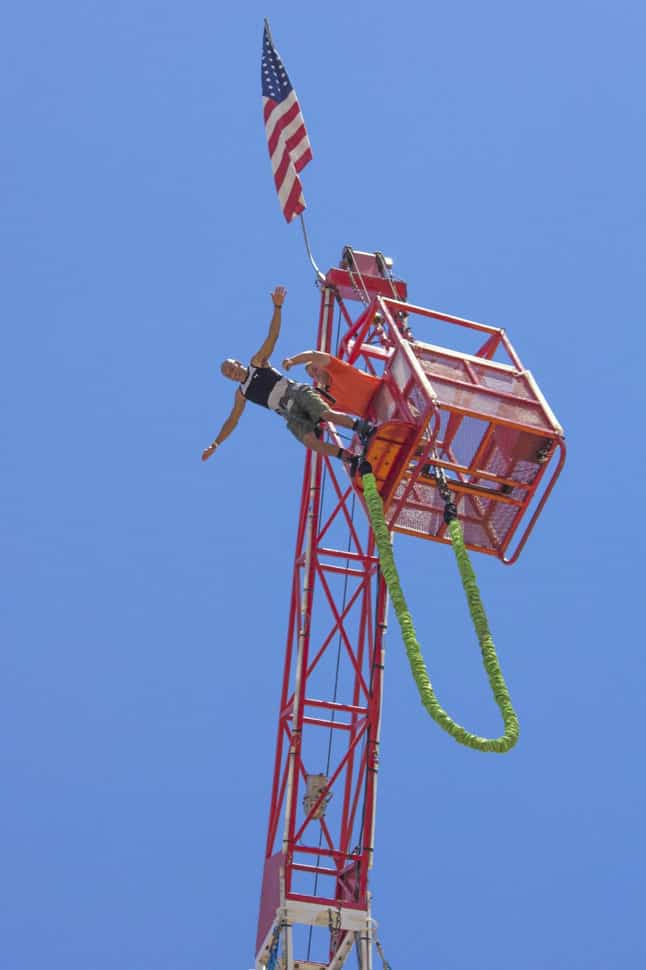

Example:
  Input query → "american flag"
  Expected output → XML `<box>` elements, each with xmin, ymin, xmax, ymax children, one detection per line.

<box><xmin>261</xmin><ymin>22</ymin><xmax>312</xmax><ymax>223</ymax></box>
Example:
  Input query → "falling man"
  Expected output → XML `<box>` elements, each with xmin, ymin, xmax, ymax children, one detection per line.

<box><xmin>201</xmin><ymin>287</ymin><xmax>376</xmax><ymax>468</ymax></box>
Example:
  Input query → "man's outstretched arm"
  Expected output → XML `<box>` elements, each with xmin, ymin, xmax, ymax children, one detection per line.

<box><xmin>283</xmin><ymin>350</ymin><xmax>330</xmax><ymax>371</ymax></box>
<box><xmin>201</xmin><ymin>391</ymin><xmax>246</xmax><ymax>461</ymax></box>
<box><xmin>250</xmin><ymin>286</ymin><xmax>287</xmax><ymax>367</ymax></box>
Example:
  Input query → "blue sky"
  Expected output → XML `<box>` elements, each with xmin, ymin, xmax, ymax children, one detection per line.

<box><xmin>2</xmin><ymin>2</ymin><xmax>645</xmax><ymax>968</ymax></box>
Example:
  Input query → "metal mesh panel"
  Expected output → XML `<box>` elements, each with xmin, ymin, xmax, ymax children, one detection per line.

<box><xmin>478</xmin><ymin>430</ymin><xmax>542</xmax><ymax>485</ymax></box>
<box><xmin>419</xmin><ymin>352</ymin><xmax>469</xmax><ymax>383</ymax></box>
<box><xmin>391</xmin><ymin>479</ymin><xmax>444</xmax><ymax>538</ymax></box>
<box><xmin>392</xmin><ymin>487</ymin><xmax>515</xmax><ymax>554</ymax></box>
<box><xmin>509</xmin><ymin>459</ymin><xmax>537</xmax><ymax>489</ymax></box>
<box><xmin>405</xmin><ymin>479</ymin><xmax>440</xmax><ymax>508</ymax></box>
<box><xmin>429</xmin><ymin>378</ymin><xmax>551</xmax><ymax>430</ymax></box>
<box><xmin>391</xmin><ymin>350</ymin><xmax>412</xmax><ymax>391</ymax></box>
<box><xmin>446</xmin><ymin>414</ymin><xmax>489</xmax><ymax>468</ymax></box>
<box><xmin>481</xmin><ymin>441</ymin><xmax>511</xmax><ymax>479</ymax></box>
<box><xmin>437</xmin><ymin>408</ymin><xmax>451</xmax><ymax>444</ymax></box>
<box><xmin>489</xmin><ymin>425</ymin><xmax>521</xmax><ymax>463</ymax></box>
<box><xmin>372</xmin><ymin>382</ymin><xmax>397</xmax><ymax>422</ymax></box>
<box><xmin>419</xmin><ymin>349</ymin><xmax>535</xmax><ymax>401</ymax></box>
<box><xmin>458</xmin><ymin>494</ymin><xmax>502</xmax><ymax>552</ymax></box>
<box><xmin>407</xmin><ymin>383</ymin><xmax>427</xmax><ymax>421</ymax></box>
<box><xmin>471</xmin><ymin>363</ymin><xmax>534</xmax><ymax>400</ymax></box>
<box><xmin>393</xmin><ymin>504</ymin><xmax>444</xmax><ymax>539</ymax></box>
<box><xmin>488</xmin><ymin>499</ymin><xmax>521</xmax><ymax>543</ymax></box>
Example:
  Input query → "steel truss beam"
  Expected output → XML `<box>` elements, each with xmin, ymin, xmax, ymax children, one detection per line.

<box><xmin>256</xmin><ymin>268</ymin><xmax>391</xmax><ymax>970</ymax></box>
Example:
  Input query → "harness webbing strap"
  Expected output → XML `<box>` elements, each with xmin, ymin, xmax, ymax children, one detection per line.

<box><xmin>361</xmin><ymin>470</ymin><xmax>519</xmax><ymax>753</ymax></box>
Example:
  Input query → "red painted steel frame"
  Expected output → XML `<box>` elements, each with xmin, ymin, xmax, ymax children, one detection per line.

<box><xmin>256</xmin><ymin>271</ymin><xmax>390</xmax><ymax>966</ymax></box>
<box><xmin>255</xmin><ymin>249</ymin><xmax>565</xmax><ymax>966</ymax></box>
<box><xmin>345</xmin><ymin>295</ymin><xmax>565</xmax><ymax>562</ymax></box>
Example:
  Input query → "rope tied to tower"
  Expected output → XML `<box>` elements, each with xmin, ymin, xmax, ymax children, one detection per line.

<box><xmin>376</xmin><ymin>937</ymin><xmax>393</xmax><ymax>970</ymax></box>
<box><xmin>359</xmin><ymin>461</ymin><xmax>520</xmax><ymax>753</ymax></box>
<box><xmin>266</xmin><ymin>923</ymin><xmax>281</xmax><ymax>970</ymax></box>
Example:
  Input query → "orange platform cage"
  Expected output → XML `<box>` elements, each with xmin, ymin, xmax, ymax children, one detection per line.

<box><xmin>329</xmin><ymin>256</ymin><xmax>565</xmax><ymax>564</ymax></box>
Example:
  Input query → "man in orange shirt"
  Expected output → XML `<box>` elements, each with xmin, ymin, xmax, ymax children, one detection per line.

<box><xmin>282</xmin><ymin>350</ymin><xmax>381</xmax><ymax>417</ymax></box>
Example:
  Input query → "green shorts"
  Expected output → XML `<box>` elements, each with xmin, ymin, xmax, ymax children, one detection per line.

<box><xmin>283</xmin><ymin>383</ymin><xmax>328</xmax><ymax>443</ymax></box>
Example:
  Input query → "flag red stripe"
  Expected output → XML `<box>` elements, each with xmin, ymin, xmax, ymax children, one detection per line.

<box><xmin>271</xmin><ymin>130</ymin><xmax>311</xmax><ymax>192</ymax></box>
<box><xmin>281</xmin><ymin>175</ymin><xmax>306</xmax><ymax>223</ymax></box>
<box><xmin>293</xmin><ymin>144</ymin><xmax>313</xmax><ymax>173</ymax></box>
<box><xmin>273</xmin><ymin>150</ymin><xmax>292</xmax><ymax>200</ymax></box>
<box><xmin>265</xmin><ymin>105</ymin><xmax>312</xmax><ymax>180</ymax></box>
<box><xmin>272</xmin><ymin>151</ymin><xmax>304</xmax><ymax>222</ymax></box>
<box><xmin>265</xmin><ymin>98</ymin><xmax>301</xmax><ymax>156</ymax></box>
<box><xmin>273</xmin><ymin>134</ymin><xmax>311</xmax><ymax>182</ymax></box>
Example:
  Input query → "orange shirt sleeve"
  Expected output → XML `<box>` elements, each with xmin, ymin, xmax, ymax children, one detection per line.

<box><xmin>325</xmin><ymin>357</ymin><xmax>381</xmax><ymax>416</ymax></box>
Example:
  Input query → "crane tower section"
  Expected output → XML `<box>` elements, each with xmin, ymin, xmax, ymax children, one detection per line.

<box><xmin>255</xmin><ymin>249</ymin><xmax>564</xmax><ymax>970</ymax></box>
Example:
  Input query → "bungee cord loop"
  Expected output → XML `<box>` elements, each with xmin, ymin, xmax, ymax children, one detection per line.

<box><xmin>360</xmin><ymin>465</ymin><xmax>519</xmax><ymax>753</ymax></box>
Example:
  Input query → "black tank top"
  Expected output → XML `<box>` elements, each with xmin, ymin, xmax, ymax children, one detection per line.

<box><xmin>240</xmin><ymin>364</ymin><xmax>285</xmax><ymax>408</ymax></box>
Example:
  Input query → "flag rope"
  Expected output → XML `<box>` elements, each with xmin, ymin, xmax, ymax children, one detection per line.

<box><xmin>299</xmin><ymin>214</ymin><xmax>325</xmax><ymax>282</ymax></box>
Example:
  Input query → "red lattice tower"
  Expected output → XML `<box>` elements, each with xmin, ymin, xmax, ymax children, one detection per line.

<box><xmin>254</xmin><ymin>249</ymin><xmax>564</xmax><ymax>970</ymax></box>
